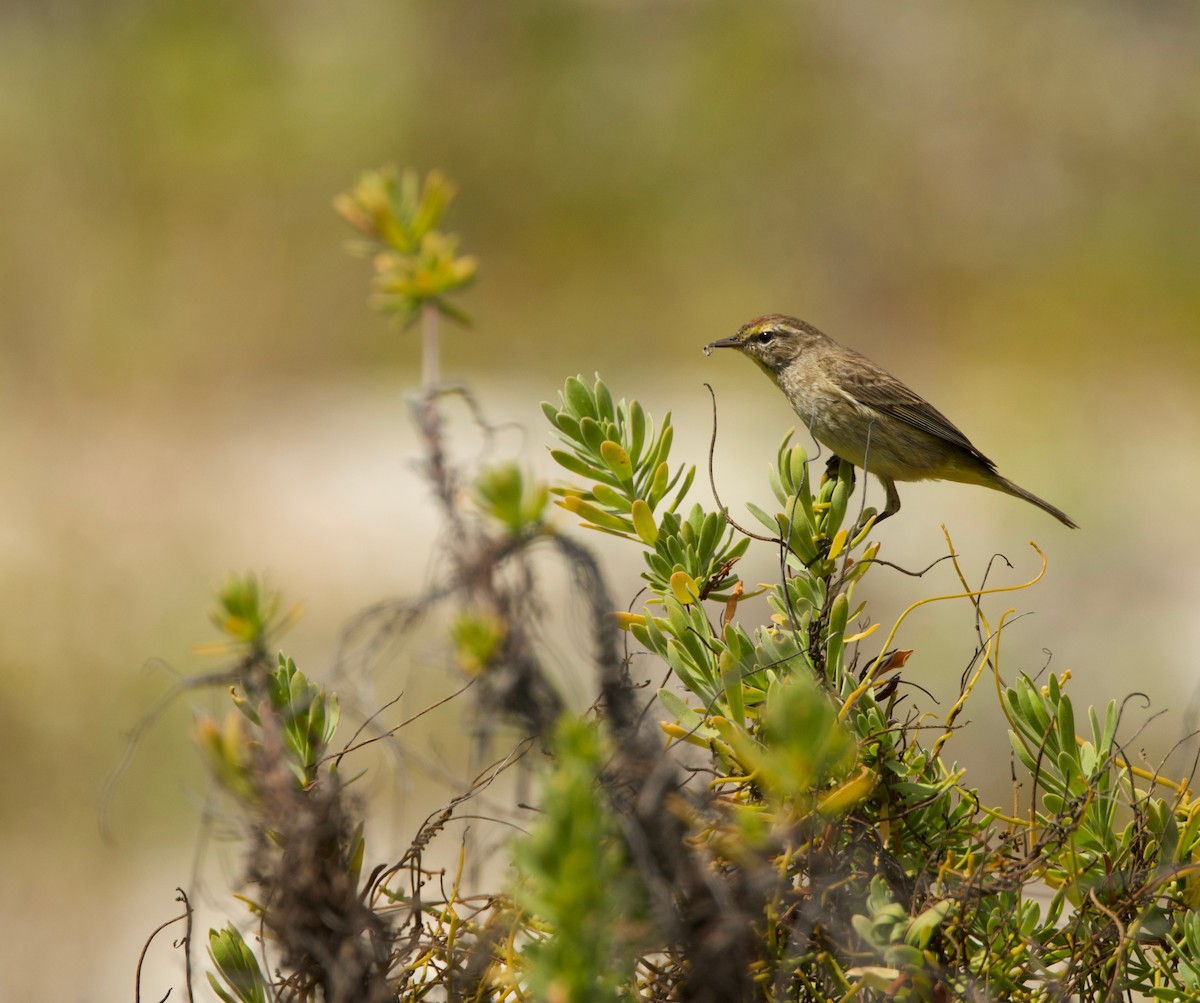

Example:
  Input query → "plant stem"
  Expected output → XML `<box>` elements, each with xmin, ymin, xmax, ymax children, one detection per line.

<box><xmin>422</xmin><ymin>301</ymin><xmax>439</xmax><ymax>392</ymax></box>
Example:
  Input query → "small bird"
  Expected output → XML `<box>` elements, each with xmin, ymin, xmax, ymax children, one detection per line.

<box><xmin>704</xmin><ymin>314</ymin><xmax>1077</xmax><ymax>527</ymax></box>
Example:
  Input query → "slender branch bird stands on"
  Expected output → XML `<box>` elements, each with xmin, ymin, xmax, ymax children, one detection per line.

<box><xmin>704</xmin><ymin>315</ymin><xmax>1077</xmax><ymax>528</ymax></box>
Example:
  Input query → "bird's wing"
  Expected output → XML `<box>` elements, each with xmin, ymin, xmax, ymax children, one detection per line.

<box><xmin>826</xmin><ymin>350</ymin><xmax>995</xmax><ymax>468</ymax></box>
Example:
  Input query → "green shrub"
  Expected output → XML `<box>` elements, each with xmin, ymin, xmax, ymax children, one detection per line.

<box><xmin>132</xmin><ymin>169</ymin><xmax>1200</xmax><ymax>1003</ymax></box>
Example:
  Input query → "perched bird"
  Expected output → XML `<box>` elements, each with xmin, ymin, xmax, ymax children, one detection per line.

<box><xmin>704</xmin><ymin>314</ymin><xmax>1077</xmax><ymax>528</ymax></box>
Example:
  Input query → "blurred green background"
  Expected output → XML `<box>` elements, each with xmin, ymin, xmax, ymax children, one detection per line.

<box><xmin>4</xmin><ymin>1</ymin><xmax>1200</xmax><ymax>997</ymax></box>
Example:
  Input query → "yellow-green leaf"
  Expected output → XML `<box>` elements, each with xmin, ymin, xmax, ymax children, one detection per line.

<box><xmin>559</xmin><ymin>495</ymin><xmax>633</xmax><ymax>534</ymax></box>
<box><xmin>669</xmin><ymin>571</ymin><xmax>700</xmax><ymax>605</ymax></box>
<box><xmin>631</xmin><ymin>499</ymin><xmax>658</xmax><ymax>545</ymax></box>
<box><xmin>600</xmin><ymin>440</ymin><xmax>633</xmax><ymax>483</ymax></box>
<box><xmin>818</xmin><ymin>766</ymin><xmax>876</xmax><ymax>816</ymax></box>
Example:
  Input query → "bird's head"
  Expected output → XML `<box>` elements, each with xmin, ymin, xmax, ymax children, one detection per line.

<box><xmin>700</xmin><ymin>314</ymin><xmax>825</xmax><ymax>379</ymax></box>
<box><xmin>703</xmin><ymin>314</ymin><xmax>826</xmax><ymax>376</ymax></box>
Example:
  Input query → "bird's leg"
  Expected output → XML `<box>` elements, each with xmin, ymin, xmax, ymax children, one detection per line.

<box><xmin>824</xmin><ymin>452</ymin><xmax>843</xmax><ymax>480</ymax></box>
<box><xmin>874</xmin><ymin>476</ymin><xmax>901</xmax><ymax>524</ymax></box>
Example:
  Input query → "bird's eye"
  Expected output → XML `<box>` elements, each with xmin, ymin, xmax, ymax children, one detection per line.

<box><xmin>754</xmin><ymin>331</ymin><xmax>775</xmax><ymax>345</ymax></box>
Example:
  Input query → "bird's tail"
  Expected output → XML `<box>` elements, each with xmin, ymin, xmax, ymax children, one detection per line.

<box><xmin>993</xmin><ymin>475</ymin><xmax>1078</xmax><ymax>529</ymax></box>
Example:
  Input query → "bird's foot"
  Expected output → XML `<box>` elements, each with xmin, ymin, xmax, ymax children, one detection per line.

<box><xmin>821</xmin><ymin>453</ymin><xmax>856</xmax><ymax>489</ymax></box>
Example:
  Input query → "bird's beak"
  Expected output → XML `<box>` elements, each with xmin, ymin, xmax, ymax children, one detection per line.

<box><xmin>702</xmin><ymin>335</ymin><xmax>742</xmax><ymax>357</ymax></box>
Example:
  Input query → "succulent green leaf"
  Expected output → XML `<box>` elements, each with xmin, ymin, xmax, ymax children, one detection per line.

<box><xmin>592</xmin><ymin>482</ymin><xmax>633</xmax><ymax>513</ymax></box>
<box><xmin>594</xmin><ymin>378</ymin><xmax>615</xmax><ymax>423</ymax></box>
<box><xmin>207</xmin><ymin>924</ymin><xmax>269</xmax><ymax>1003</ymax></box>
<box><xmin>564</xmin><ymin>376</ymin><xmax>597</xmax><ymax>420</ymax></box>
<box><xmin>645</xmin><ymin>421</ymin><xmax>673</xmax><ymax>474</ymax></box>
<box><xmin>905</xmin><ymin>901</ymin><xmax>953</xmax><ymax>949</ymax></box>
<box><xmin>554</xmin><ymin>411</ymin><xmax>583</xmax><ymax>444</ymax></box>
<box><xmin>658</xmin><ymin>689</ymin><xmax>717</xmax><ymax>738</ymax></box>
<box><xmin>647</xmin><ymin>461</ymin><xmax>670</xmax><ymax>508</ymax></box>
<box><xmin>697</xmin><ymin>512</ymin><xmax>720</xmax><ymax>562</ymax></box>
<box><xmin>550</xmin><ymin>449</ymin><xmax>604</xmax><ymax>482</ymax></box>
<box><xmin>579</xmin><ymin>416</ymin><xmax>606</xmax><ymax>453</ymax></box>
<box><xmin>788</xmin><ymin>443</ymin><xmax>808</xmax><ymax>495</ymax></box>
<box><xmin>745</xmin><ymin>502</ymin><xmax>777</xmax><ymax>534</ymax></box>
<box><xmin>826</xmin><ymin>460</ymin><xmax>852</xmax><ymax>533</ymax></box>
<box><xmin>629</xmin><ymin>400</ymin><xmax>647</xmax><ymax>464</ymax></box>
<box><xmin>825</xmin><ymin>593</ymin><xmax>848</xmax><ymax>679</ymax></box>
<box><xmin>668</xmin><ymin>465</ymin><xmax>696</xmax><ymax>513</ymax></box>
<box><xmin>559</xmin><ymin>496</ymin><xmax>634</xmax><ymax>534</ymax></box>
<box><xmin>720</xmin><ymin>648</ymin><xmax>745</xmax><ymax>727</ymax></box>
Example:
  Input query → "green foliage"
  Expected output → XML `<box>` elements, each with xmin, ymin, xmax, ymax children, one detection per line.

<box><xmin>234</xmin><ymin>653</ymin><xmax>339</xmax><ymax>787</ymax></box>
<box><xmin>745</xmin><ymin>435</ymin><xmax>877</xmax><ymax>578</ymax></box>
<box><xmin>184</xmin><ymin>367</ymin><xmax>1200</xmax><ymax>1002</ymax></box>
<box><xmin>210</xmin><ymin>573</ymin><xmax>288</xmax><ymax>648</ymax></box>
<box><xmin>473</xmin><ymin>462</ymin><xmax>549</xmax><ymax>536</ymax></box>
<box><xmin>542</xmin><ymin>374</ymin><xmax>689</xmax><ymax>530</ymax></box>
<box><xmin>207</xmin><ymin>923</ymin><xmax>270</xmax><ymax>1003</ymax></box>
<box><xmin>510</xmin><ymin>717</ymin><xmax>645</xmax><ymax>1003</ymax></box>
<box><xmin>543</xmin><ymin>374</ymin><xmax>747</xmax><ymax>597</ymax></box>
<box><xmin>198</xmin><ymin>650</ymin><xmax>340</xmax><ymax>795</ymax></box>
<box><xmin>450</xmin><ymin>610</ymin><xmax>507</xmax><ymax>675</ymax></box>
<box><xmin>722</xmin><ymin>671</ymin><xmax>859</xmax><ymax>809</ymax></box>
<box><xmin>539</xmin><ymin>375</ymin><xmax>1200</xmax><ymax>1001</ymax></box>
<box><xmin>195</xmin><ymin>708</ymin><xmax>257</xmax><ymax>803</ymax></box>
<box><xmin>335</xmin><ymin>166</ymin><xmax>477</xmax><ymax>328</ymax></box>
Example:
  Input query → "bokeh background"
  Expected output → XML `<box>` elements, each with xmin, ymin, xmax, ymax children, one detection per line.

<box><xmin>4</xmin><ymin>2</ymin><xmax>1200</xmax><ymax>998</ymax></box>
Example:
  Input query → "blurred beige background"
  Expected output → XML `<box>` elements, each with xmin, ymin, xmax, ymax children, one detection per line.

<box><xmin>3</xmin><ymin>2</ymin><xmax>1200</xmax><ymax>998</ymax></box>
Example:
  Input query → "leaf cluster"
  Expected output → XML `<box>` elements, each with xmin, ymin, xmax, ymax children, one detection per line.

<box><xmin>543</xmin><ymin>374</ymin><xmax>746</xmax><ymax>598</ymax></box>
<box><xmin>334</xmin><ymin>166</ymin><xmax>477</xmax><ymax>328</ymax></box>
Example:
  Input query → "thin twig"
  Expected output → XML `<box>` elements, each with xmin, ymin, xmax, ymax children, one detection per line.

<box><xmin>135</xmin><ymin>896</ymin><xmax>191</xmax><ymax>1003</ymax></box>
<box><xmin>703</xmin><ymin>383</ymin><xmax>778</xmax><ymax>544</ymax></box>
<box><xmin>177</xmin><ymin>888</ymin><xmax>195</xmax><ymax>1003</ymax></box>
<box><xmin>100</xmin><ymin>665</ymin><xmax>243</xmax><ymax>841</ymax></box>
<box><xmin>326</xmin><ymin>679</ymin><xmax>477</xmax><ymax>768</ymax></box>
